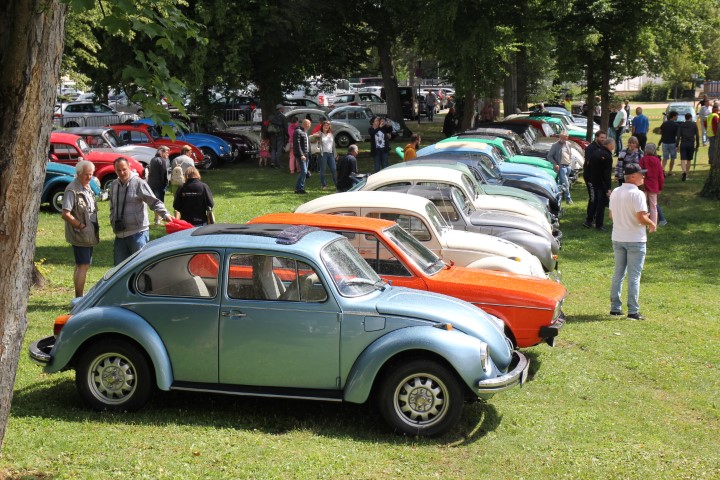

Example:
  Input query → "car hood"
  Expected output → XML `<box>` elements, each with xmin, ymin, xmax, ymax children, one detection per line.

<box><xmin>434</xmin><ymin>266</ymin><xmax>566</xmax><ymax>309</ymax></box>
<box><xmin>177</xmin><ymin>133</ymin><xmax>231</xmax><ymax>150</ymax></box>
<box><xmin>467</xmin><ymin>209</ymin><xmax>552</xmax><ymax>238</ymax></box>
<box><xmin>441</xmin><ymin>228</ymin><xmax>531</xmax><ymax>258</ymax></box>
<box><xmin>375</xmin><ymin>287</ymin><xmax>512</xmax><ymax>368</ymax></box>
<box><xmin>499</xmin><ymin>162</ymin><xmax>555</xmax><ymax>182</ymax></box>
<box><xmin>115</xmin><ymin>145</ymin><xmax>156</xmax><ymax>161</ymax></box>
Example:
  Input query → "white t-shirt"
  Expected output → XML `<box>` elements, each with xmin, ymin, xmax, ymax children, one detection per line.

<box><xmin>609</xmin><ymin>183</ymin><xmax>648</xmax><ymax>242</ymax></box>
<box><xmin>321</xmin><ymin>132</ymin><xmax>334</xmax><ymax>154</ymax></box>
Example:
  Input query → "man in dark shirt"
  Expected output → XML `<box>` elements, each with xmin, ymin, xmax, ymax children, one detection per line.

<box><xmin>659</xmin><ymin>111</ymin><xmax>680</xmax><ymax>176</ymax></box>
<box><xmin>677</xmin><ymin>112</ymin><xmax>699</xmax><ymax>181</ymax></box>
<box><xmin>586</xmin><ymin>138</ymin><xmax>615</xmax><ymax>231</ymax></box>
<box><xmin>336</xmin><ymin>145</ymin><xmax>359</xmax><ymax>192</ymax></box>
<box><xmin>582</xmin><ymin>130</ymin><xmax>607</xmax><ymax>228</ymax></box>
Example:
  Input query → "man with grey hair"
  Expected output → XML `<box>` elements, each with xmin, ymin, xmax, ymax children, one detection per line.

<box><xmin>337</xmin><ymin>144</ymin><xmax>359</xmax><ymax>192</ymax></box>
<box><xmin>547</xmin><ymin>132</ymin><xmax>573</xmax><ymax>204</ymax></box>
<box><xmin>61</xmin><ymin>160</ymin><xmax>99</xmax><ymax>297</ymax></box>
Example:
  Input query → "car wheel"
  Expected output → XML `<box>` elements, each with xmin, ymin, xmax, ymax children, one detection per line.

<box><xmin>75</xmin><ymin>339</ymin><xmax>154</xmax><ymax>412</ymax></box>
<box><xmin>200</xmin><ymin>147</ymin><xmax>218</xmax><ymax>169</ymax></box>
<box><xmin>101</xmin><ymin>173</ymin><xmax>117</xmax><ymax>190</ymax></box>
<box><xmin>377</xmin><ymin>359</ymin><xmax>464</xmax><ymax>437</ymax></box>
<box><xmin>65</xmin><ymin>121</ymin><xmax>79</xmax><ymax>128</ymax></box>
<box><xmin>335</xmin><ymin>132</ymin><xmax>351</xmax><ymax>149</ymax></box>
<box><xmin>50</xmin><ymin>185</ymin><xmax>65</xmax><ymax>213</ymax></box>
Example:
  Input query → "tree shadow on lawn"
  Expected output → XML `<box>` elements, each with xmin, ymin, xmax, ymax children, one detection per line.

<box><xmin>11</xmin><ymin>377</ymin><xmax>503</xmax><ymax>445</ymax></box>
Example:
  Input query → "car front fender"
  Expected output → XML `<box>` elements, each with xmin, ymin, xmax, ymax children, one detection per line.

<box><xmin>343</xmin><ymin>325</ymin><xmax>486</xmax><ymax>404</ymax></box>
<box><xmin>45</xmin><ymin>306</ymin><xmax>173</xmax><ymax>390</ymax></box>
<box><xmin>41</xmin><ymin>177</ymin><xmax>71</xmax><ymax>202</ymax></box>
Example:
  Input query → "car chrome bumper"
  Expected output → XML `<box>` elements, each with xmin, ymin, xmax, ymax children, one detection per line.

<box><xmin>477</xmin><ymin>350</ymin><xmax>529</xmax><ymax>394</ymax></box>
<box><xmin>28</xmin><ymin>335</ymin><xmax>55</xmax><ymax>366</ymax></box>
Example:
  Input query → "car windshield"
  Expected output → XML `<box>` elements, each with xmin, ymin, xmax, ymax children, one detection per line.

<box><xmin>321</xmin><ymin>237</ymin><xmax>385</xmax><ymax>297</ymax></box>
<box><xmin>451</xmin><ymin>186</ymin><xmax>474</xmax><ymax>215</ymax></box>
<box><xmin>475</xmin><ymin>154</ymin><xmax>503</xmax><ymax>181</ymax></box>
<box><xmin>490</xmin><ymin>144</ymin><xmax>508</xmax><ymax>161</ymax></box>
<box><xmin>425</xmin><ymin>202</ymin><xmax>451</xmax><ymax>232</ymax></box>
<box><xmin>77</xmin><ymin>138</ymin><xmax>91</xmax><ymax>155</ymax></box>
<box><xmin>503</xmin><ymin>139</ymin><xmax>519</xmax><ymax>156</ymax></box>
<box><xmin>384</xmin><ymin>225</ymin><xmax>445</xmax><ymax>275</ymax></box>
<box><xmin>105</xmin><ymin>130</ymin><xmax>123</xmax><ymax>147</ymax></box>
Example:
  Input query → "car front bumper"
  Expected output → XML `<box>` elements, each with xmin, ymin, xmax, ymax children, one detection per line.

<box><xmin>28</xmin><ymin>335</ymin><xmax>55</xmax><ymax>366</ymax></box>
<box><xmin>476</xmin><ymin>350</ymin><xmax>529</xmax><ymax>395</ymax></box>
<box><xmin>540</xmin><ymin>310</ymin><xmax>566</xmax><ymax>346</ymax></box>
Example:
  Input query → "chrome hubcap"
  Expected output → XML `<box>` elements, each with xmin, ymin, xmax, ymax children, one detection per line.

<box><xmin>88</xmin><ymin>353</ymin><xmax>136</xmax><ymax>404</ymax></box>
<box><xmin>394</xmin><ymin>374</ymin><xmax>447</xmax><ymax>426</ymax></box>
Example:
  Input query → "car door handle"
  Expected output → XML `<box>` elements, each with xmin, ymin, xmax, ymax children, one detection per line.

<box><xmin>221</xmin><ymin>310</ymin><xmax>246</xmax><ymax>317</ymax></box>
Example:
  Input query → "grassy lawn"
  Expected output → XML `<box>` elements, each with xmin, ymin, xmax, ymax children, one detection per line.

<box><xmin>2</xmin><ymin>107</ymin><xmax>720</xmax><ymax>479</ymax></box>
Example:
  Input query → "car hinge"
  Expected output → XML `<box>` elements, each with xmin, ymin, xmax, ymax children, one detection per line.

<box><xmin>337</xmin><ymin>313</ymin><xmax>342</xmax><ymax>322</ymax></box>
<box><xmin>336</xmin><ymin>377</ymin><xmax>341</xmax><ymax>389</ymax></box>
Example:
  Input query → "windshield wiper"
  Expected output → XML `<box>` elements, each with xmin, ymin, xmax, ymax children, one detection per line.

<box><xmin>339</xmin><ymin>277</ymin><xmax>386</xmax><ymax>290</ymax></box>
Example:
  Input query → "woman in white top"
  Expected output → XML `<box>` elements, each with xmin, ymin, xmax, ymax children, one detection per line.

<box><xmin>314</xmin><ymin>121</ymin><xmax>338</xmax><ymax>190</ymax></box>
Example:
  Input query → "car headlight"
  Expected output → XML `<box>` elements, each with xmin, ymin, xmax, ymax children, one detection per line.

<box><xmin>552</xmin><ymin>299</ymin><xmax>564</xmax><ymax>321</ymax></box>
<box><xmin>220</xmin><ymin>146</ymin><xmax>225</xmax><ymax>151</ymax></box>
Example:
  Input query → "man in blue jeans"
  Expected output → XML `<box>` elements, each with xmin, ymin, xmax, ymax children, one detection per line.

<box><xmin>547</xmin><ymin>133</ymin><xmax>573</xmax><ymax>204</ymax></box>
<box><xmin>608</xmin><ymin>163</ymin><xmax>657</xmax><ymax>320</ymax></box>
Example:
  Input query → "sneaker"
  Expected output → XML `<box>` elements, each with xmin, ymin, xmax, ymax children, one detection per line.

<box><xmin>627</xmin><ymin>313</ymin><xmax>645</xmax><ymax>320</ymax></box>
<box><xmin>294</xmin><ymin>189</ymin><xmax>307</xmax><ymax>194</ymax></box>
<box><xmin>596</xmin><ymin>226</ymin><xmax>607</xmax><ymax>232</ymax></box>
<box><xmin>682</xmin><ymin>173</ymin><xmax>687</xmax><ymax>181</ymax></box>
<box><xmin>567</xmin><ymin>199</ymin><xmax>573</xmax><ymax>205</ymax></box>
<box><xmin>321</xmin><ymin>185</ymin><xmax>327</xmax><ymax>190</ymax></box>
<box><xmin>610</xmin><ymin>311</ymin><xmax>624</xmax><ymax>316</ymax></box>
<box><xmin>658</xmin><ymin>219</ymin><xmax>667</xmax><ymax>226</ymax></box>
<box><xmin>582</xmin><ymin>221</ymin><xmax>593</xmax><ymax>229</ymax></box>
<box><xmin>306</xmin><ymin>171</ymin><xmax>312</xmax><ymax>178</ymax></box>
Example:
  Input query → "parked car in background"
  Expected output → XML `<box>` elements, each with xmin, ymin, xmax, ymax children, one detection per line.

<box><xmin>331</xmin><ymin>92</ymin><xmax>385</xmax><ymax>109</ymax></box>
<box><xmin>328</xmin><ymin>106</ymin><xmax>375</xmax><ymax>140</ymax></box>
<box><xmin>284</xmin><ymin>108</ymin><xmax>363</xmax><ymax>148</ymax></box>
<box><xmin>42</xmin><ymin>161</ymin><xmax>102</xmax><ymax>213</ymax></box>
<box><xmin>214</xmin><ymin>95</ymin><xmax>259</xmax><ymax>123</ymax></box>
<box><xmin>63</xmin><ymin>127</ymin><xmax>157</xmax><ymax>168</ymax></box>
<box><xmin>53</xmin><ymin>102</ymin><xmax>139</xmax><ymax>128</ymax></box>
<box><xmin>469</xmin><ymin>127</ymin><xmax>552</xmax><ymax>159</ymax></box>
<box><xmin>664</xmin><ymin>102</ymin><xmax>696</xmax><ymax>122</ymax></box>
<box><xmin>184</xmin><ymin>115</ymin><xmax>259</xmax><ymax>162</ymax></box>
<box><xmin>134</xmin><ymin>119</ymin><xmax>233</xmax><ymax>168</ymax></box>
<box><xmin>29</xmin><ymin>223</ymin><xmax>528</xmax><ymax>437</ymax></box>
<box><xmin>251</xmin><ymin>213</ymin><xmax>567</xmax><ymax>348</ymax></box>
<box><xmin>295</xmin><ymin>190</ymin><xmax>547</xmax><ymax>278</ymax></box>
<box><xmin>108</xmin><ymin>123</ymin><xmax>205</xmax><ymax>168</ymax></box>
<box><xmin>49</xmin><ymin>132</ymin><xmax>145</xmax><ymax>189</ymax></box>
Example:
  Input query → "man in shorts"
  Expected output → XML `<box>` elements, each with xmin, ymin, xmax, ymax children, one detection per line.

<box><xmin>659</xmin><ymin>111</ymin><xmax>679</xmax><ymax>175</ymax></box>
<box><xmin>677</xmin><ymin>112</ymin><xmax>699</xmax><ymax>181</ymax></box>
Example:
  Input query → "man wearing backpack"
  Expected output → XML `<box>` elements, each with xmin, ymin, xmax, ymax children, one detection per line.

<box><xmin>269</xmin><ymin>104</ymin><xmax>289</xmax><ymax>169</ymax></box>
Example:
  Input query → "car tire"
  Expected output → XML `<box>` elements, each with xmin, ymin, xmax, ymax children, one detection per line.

<box><xmin>377</xmin><ymin>359</ymin><xmax>464</xmax><ymax>437</ymax></box>
<box><xmin>101</xmin><ymin>173</ymin><xmax>117</xmax><ymax>190</ymax></box>
<box><xmin>65</xmin><ymin>121</ymin><xmax>79</xmax><ymax>128</ymax></box>
<box><xmin>75</xmin><ymin>339</ymin><xmax>154</xmax><ymax>412</ymax></box>
<box><xmin>200</xmin><ymin>147</ymin><xmax>218</xmax><ymax>169</ymax></box>
<box><xmin>335</xmin><ymin>132</ymin><xmax>351</xmax><ymax>149</ymax></box>
<box><xmin>50</xmin><ymin>185</ymin><xmax>66</xmax><ymax>214</ymax></box>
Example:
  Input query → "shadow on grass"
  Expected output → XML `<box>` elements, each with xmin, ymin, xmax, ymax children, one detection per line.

<box><xmin>11</xmin><ymin>376</ymin><xmax>502</xmax><ymax>445</ymax></box>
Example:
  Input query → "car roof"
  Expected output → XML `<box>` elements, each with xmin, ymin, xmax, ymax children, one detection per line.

<box><xmin>296</xmin><ymin>191</ymin><xmax>434</xmax><ymax>214</ymax></box>
<box><xmin>417</xmin><ymin>140</ymin><xmax>495</xmax><ymax>156</ymax></box>
<box><xmin>250</xmin><ymin>213</ymin><xmax>396</xmax><ymax>232</ymax></box>
<box><xmin>284</xmin><ymin>108</ymin><xmax>325</xmax><ymax>116</ymax></box>
<box><xmin>63</xmin><ymin>127</ymin><xmax>112</xmax><ymax>135</ymax></box>
<box><xmin>362</xmin><ymin>164</ymin><xmax>470</xmax><ymax>188</ymax></box>
<box><xmin>50</xmin><ymin>132</ymin><xmax>82</xmax><ymax>142</ymax></box>
<box><xmin>130</xmin><ymin>224</ymin><xmax>342</xmax><ymax>262</ymax></box>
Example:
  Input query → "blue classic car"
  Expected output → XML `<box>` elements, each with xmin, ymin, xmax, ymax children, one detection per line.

<box><xmin>29</xmin><ymin>224</ymin><xmax>528</xmax><ymax>436</ymax></box>
<box><xmin>134</xmin><ymin>118</ymin><xmax>233</xmax><ymax>168</ymax></box>
<box><xmin>43</xmin><ymin>161</ymin><xmax>101</xmax><ymax>213</ymax></box>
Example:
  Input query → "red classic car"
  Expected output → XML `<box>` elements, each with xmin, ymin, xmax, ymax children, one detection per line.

<box><xmin>249</xmin><ymin>213</ymin><xmax>567</xmax><ymax>348</ymax></box>
<box><xmin>108</xmin><ymin>123</ymin><xmax>205</xmax><ymax>167</ymax></box>
<box><xmin>50</xmin><ymin>132</ymin><xmax>145</xmax><ymax>189</ymax></box>
<box><xmin>504</xmin><ymin>117</ymin><xmax>590</xmax><ymax>150</ymax></box>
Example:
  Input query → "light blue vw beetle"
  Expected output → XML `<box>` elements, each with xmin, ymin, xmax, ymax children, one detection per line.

<box><xmin>29</xmin><ymin>224</ymin><xmax>528</xmax><ymax>436</ymax></box>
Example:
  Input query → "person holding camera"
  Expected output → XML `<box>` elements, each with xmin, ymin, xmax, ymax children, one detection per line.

<box><xmin>109</xmin><ymin>157</ymin><xmax>173</xmax><ymax>265</ymax></box>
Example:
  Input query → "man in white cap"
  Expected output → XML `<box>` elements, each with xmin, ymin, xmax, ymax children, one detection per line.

<box><xmin>608</xmin><ymin>163</ymin><xmax>656</xmax><ymax>320</ymax></box>
<box><xmin>268</xmin><ymin>103</ymin><xmax>289</xmax><ymax>169</ymax></box>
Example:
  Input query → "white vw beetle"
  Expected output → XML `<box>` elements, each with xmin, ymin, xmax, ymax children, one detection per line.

<box><xmin>296</xmin><ymin>191</ymin><xmax>546</xmax><ymax>278</ymax></box>
<box><xmin>354</xmin><ymin>164</ymin><xmax>554</xmax><ymax>234</ymax></box>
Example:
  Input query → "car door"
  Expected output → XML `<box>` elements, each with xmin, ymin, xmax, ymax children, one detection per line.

<box><xmin>218</xmin><ymin>251</ymin><xmax>341</xmax><ymax>389</ymax></box>
<box><xmin>362</xmin><ymin>210</ymin><xmax>445</xmax><ymax>258</ymax></box>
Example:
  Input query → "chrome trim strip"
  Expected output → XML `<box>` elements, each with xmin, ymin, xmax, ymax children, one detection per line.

<box><xmin>472</xmin><ymin>302</ymin><xmax>553</xmax><ymax>312</ymax></box>
<box><xmin>170</xmin><ymin>386</ymin><xmax>343</xmax><ymax>402</ymax></box>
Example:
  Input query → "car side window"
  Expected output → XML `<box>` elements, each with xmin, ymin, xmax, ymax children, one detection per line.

<box><xmin>226</xmin><ymin>254</ymin><xmax>327</xmax><ymax>303</ymax></box>
<box><xmin>129</xmin><ymin>131</ymin><xmax>149</xmax><ymax>143</ymax></box>
<box><xmin>136</xmin><ymin>252</ymin><xmax>219</xmax><ymax>298</ymax></box>
<box><xmin>367</xmin><ymin>213</ymin><xmax>432</xmax><ymax>242</ymax></box>
<box><xmin>51</xmin><ymin>143</ymin><xmax>80</xmax><ymax>162</ymax></box>
<box><xmin>375</xmin><ymin>182</ymin><xmax>411</xmax><ymax>191</ymax></box>
<box><xmin>429</xmin><ymin>199</ymin><xmax>460</xmax><ymax>222</ymax></box>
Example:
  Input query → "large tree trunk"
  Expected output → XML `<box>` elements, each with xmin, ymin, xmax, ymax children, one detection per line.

<box><xmin>503</xmin><ymin>55</ymin><xmax>517</xmax><ymax>118</ymax></box>
<box><xmin>599</xmin><ymin>43</ymin><xmax>612</xmax><ymax>131</ymax></box>
<box><xmin>0</xmin><ymin>0</ymin><xmax>66</xmax><ymax>451</ymax></box>
<box><xmin>377</xmin><ymin>38</ymin><xmax>410</xmax><ymax>137</ymax></box>
<box><xmin>585</xmin><ymin>67</ymin><xmax>597</xmax><ymax>142</ymax></box>
<box><xmin>700</xmin><ymin>130</ymin><xmax>720</xmax><ymax>199</ymax></box>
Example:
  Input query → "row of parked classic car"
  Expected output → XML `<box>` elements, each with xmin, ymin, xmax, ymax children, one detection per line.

<box><xmin>32</xmin><ymin>105</ymin><xmax>592</xmax><ymax>437</ymax></box>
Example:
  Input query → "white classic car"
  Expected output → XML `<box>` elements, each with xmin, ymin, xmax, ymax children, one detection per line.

<box><xmin>64</xmin><ymin>127</ymin><xmax>157</xmax><ymax>168</ymax></box>
<box><xmin>354</xmin><ymin>164</ymin><xmax>554</xmax><ymax>233</ymax></box>
<box><xmin>296</xmin><ymin>191</ymin><xmax>546</xmax><ymax>278</ymax></box>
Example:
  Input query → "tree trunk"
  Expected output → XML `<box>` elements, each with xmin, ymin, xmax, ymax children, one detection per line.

<box><xmin>516</xmin><ymin>46</ymin><xmax>529</xmax><ymax>112</ymax></box>
<box><xmin>585</xmin><ymin>67</ymin><xmax>596</xmax><ymax>142</ymax></box>
<box><xmin>599</xmin><ymin>43</ymin><xmax>612</xmax><ymax>131</ymax></box>
<box><xmin>0</xmin><ymin>0</ymin><xmax>66</xmax><ymax>451</ymax></box>
<box><xmin>503</xmin><ymin>55</ymin><xmax>517</xmax><ymax>118</ymax></box>
<box><xmin>377</xmin><ymin>37</ymin><xmax>410</xmax><ymax>137</ymax></box>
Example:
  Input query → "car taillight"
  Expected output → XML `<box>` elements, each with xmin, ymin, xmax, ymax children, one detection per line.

<box><xmin>54</xmin><ymin>314</ymin><xmax>72</xmax><ymax>336</ymax></box>
<box><xmin>349</xmin><ymin>102</ymin><xmax>359</xmax><ymax>106</ymax></box>
<box><xmin>250</xmin><ymin>103</ymin><xmax>256</xmax><ymax>110</ymax></box>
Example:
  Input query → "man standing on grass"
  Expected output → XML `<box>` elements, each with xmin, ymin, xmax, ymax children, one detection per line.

<box><xmin>659</xmin><ymin>111</ymin><xmax>680</xmax><ymax>176</ymax></box>
<box><xmin>631</xmin><ymin>107</ymin><xmax>649</xmax><ymax>150</ymax></box>
<box><xmin>586</xmin><ymin>137</ymin><xmax>614</xmax><ymax>231</ymax></box>
<box><xmin>608</xmin><ymin>163</ymin><xmax>656</xmax><ymax>320</ymax></box>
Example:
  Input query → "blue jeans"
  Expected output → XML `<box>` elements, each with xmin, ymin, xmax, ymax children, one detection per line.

<box><xmin>558</xmin><ymin>166</ymin><xmax>571</xmax><ymax>202</ymax></box>
<box><xmin>610</xmin><ymin>241</ymin><xmax>647</xmax><ymax>315</ymax></box>
<box><xmin>271</xmin><ymin>135</ymin><xmax>285</xmax><ymax>169</ymax></box>
<box><xmin>373</xmin><ymin>150</ymin><xmax>388</xmax><ymax>173</ymax></box>
<box><xmin>114</xmin><ymin>230</ymin><xmax>150</xmax><ymax>266</ymax></box>
<box><xmin>295</xmin><ymin>156</ymin><xmax>308</xmax><ymax>191</ymax></box>
<box><xmin>320</xmin><ymin>152</ymin><xmax>337</xmax><ymax>188</ymax></box>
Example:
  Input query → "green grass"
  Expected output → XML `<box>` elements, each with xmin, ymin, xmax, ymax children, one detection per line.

<box><xmin>3</xmin><ymin>112</ymin><xmax>720</xmax><ymax>479</ymax></box>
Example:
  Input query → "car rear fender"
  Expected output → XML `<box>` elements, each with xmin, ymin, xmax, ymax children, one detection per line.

<box><xmin>94</xmin><ymin>165</ymin><xmax>117</xmax><ymax>184</ymax></box>
<box><xmin>343</xmin><ymin>325</ymin><xmax>486</xmax><ymax>404</ymax></box>
<box><xmin>45</xmin><ymin>306</ymin><xmax>173</xmax><ymax>390</ymax></box>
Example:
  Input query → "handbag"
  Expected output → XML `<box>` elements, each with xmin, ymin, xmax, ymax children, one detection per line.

<box><xmin>283</xmin><ymin>142</ymin><xmax>291</xmax><ymax>153</ymax></box>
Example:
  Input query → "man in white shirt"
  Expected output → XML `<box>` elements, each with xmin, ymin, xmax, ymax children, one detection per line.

<box><xmin>612</xmin><ymin>102</ymin><xmax>627</xmax><ymax>156</ymax></box>
<box><xmin>608</xmin><ymin>163</ymin><xmax>656</xmax><ymax>320</ymax></box>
